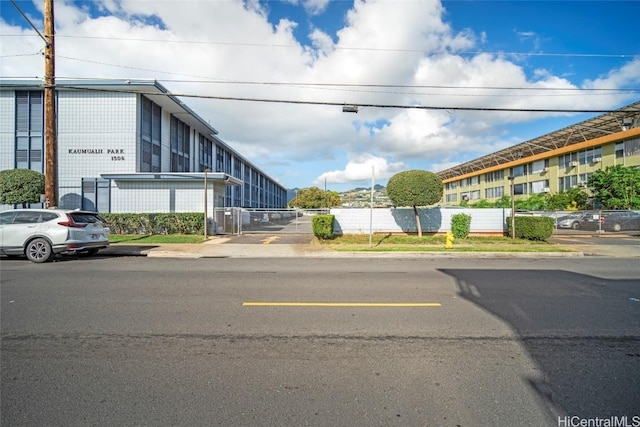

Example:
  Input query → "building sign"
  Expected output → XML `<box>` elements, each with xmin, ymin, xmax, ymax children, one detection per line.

<box><xmin>68</xmin><ymin>148</ymin><xmax>125</xmax><ymax>161</ymax></box>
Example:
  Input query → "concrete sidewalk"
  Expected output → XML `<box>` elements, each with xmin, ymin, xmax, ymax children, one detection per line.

<box><xmin>98</xmin><ymin>232</ymin><xmax>640</xmax><ymax>259</ymax></box>
<box><xmin>102</xmin><ymin>238</ymin><xmax>583</xmax><ymax>259</ymax></box>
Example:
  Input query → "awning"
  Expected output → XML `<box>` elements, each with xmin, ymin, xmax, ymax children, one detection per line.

<box><xmin>100</xmin><ymin>172</ymin><xmax>242</xmax><ymax>186</ymax></box>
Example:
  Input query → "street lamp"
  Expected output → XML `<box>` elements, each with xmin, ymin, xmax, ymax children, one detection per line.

<box><xmin>508</xmin><ymin>176</ymin><xmax>515</xmax><ymax>239</ymax></box>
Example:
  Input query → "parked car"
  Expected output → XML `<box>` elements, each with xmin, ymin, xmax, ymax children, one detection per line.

<box><xmin>556</xmin><ymin>211</ymin><xmax>595</xmax><ymax>229</ymax></box>
<box><xmin>0</xmin><ymin>209</ymin><xmax>110</xmax><ymax>263</ymax></box>
<box><xmin>595</xmin><ymin>211</ymin><xmax>640</xmax><ymax>232</ymax></box>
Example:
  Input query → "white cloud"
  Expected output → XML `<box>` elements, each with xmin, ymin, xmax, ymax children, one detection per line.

<box><xmin>2</xmin><ymin>0</ymin><xmax>637</xmax><ymax>189</ymax></box>
<box><xmin>303</xmin><ymin>0</ymin><xmax>331</xmax><ymax>16</ymax></box>
<box><xmin>314</xmin><ymin>154</ymin><xmax>405</xmax><ymax>185</ymax></box>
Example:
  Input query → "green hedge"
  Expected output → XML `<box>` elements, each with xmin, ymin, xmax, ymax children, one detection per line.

<box><xmin>312</xmin><ymin>214</ymin><xmax>335</xmax><ymax>239</ymax></box>
<box><xmin>451</xmin><ymin>213</ymin><xmax>471</xmax><ymax>239</ymax></box>
<box><xmin>101</xmin><ymin>213</ymin><xmax>204</xmax><ymax>235</ymax></box>
<box><xmin>507</xmin><ymin>216</ymin><xmax>554</xmax><ymax>241</ymax></box>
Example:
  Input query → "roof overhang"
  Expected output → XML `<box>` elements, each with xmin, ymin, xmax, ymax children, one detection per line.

<box><xmin>100</xmin><ymin>172</ymin><xmax>242</xmax><ymax>186</ymax></box>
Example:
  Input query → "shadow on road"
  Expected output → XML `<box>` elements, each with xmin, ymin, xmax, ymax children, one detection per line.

<box><xmin>439</xmin><ymin>268</ymin><xmax>640</xmax><ymax>419</ymax></box>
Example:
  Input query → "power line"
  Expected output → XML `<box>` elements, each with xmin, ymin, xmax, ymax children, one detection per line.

<box><xmin>5</xmin><ymin>33</ymin><xmax>637</xmax><ymax>58</ymax></box>
<box><xmin>60</xmin><ymin>85</ymin><xmax>640</xmax><ymax>114</ymax></box>
<box><xmin>7</xmin><ymin>0</ymin><xmax>48</xmax><ymax>46</ymax></box>
<box><xmin>51</xmin><ymin>35</ymin><xmax>640</xmax><ymax>58</ymax></box>
<box><xmin>53</xmin><ymin>56</ymin><xmax>640</xmax><ymax>95</ymax></box>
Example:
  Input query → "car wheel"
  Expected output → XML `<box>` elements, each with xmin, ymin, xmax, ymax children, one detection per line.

<box><xmin>612</xmin><ymin>223</ymin><xmax>622</xmax><ymax>232</ymax></box>
<box><xmin>25</xmin><ymin>238</ymin><xmax>54</xmax><ymax>263</ymax></box>
<box><xmin>571</xmin><ymin>222</ymin><xmax>580</xmax><ymax>229</ymax></box>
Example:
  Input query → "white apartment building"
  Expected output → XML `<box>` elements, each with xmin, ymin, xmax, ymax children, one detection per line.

<box><xmin>0</xmin><ymin>79</ymin><xmax>287</xmax><ymax>218</ymax></box>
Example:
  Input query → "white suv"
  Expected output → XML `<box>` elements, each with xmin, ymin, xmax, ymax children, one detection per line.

<box><xmin>0</xmin><ymin>209</ymin><xmax>110</xmax><ymax>263</ymax></box>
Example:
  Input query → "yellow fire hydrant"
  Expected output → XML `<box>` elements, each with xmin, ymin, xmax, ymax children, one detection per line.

<box><xmin>445</xmin><ymin>231</ymin><xmax>455</xmax><ymax>249</ymax></box>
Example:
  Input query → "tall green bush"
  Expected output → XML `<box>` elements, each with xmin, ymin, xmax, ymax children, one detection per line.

<box><xmin>0</xmin><ymin>169</ymin><xmax>45</xmax><ymax>207</ymax></box>
<box><xmin>451</xmin><ymin>213</ymin><xmax>472</xmax><ymax>239</ymax></box>
<box><xmin>312</xmin><ymin>214</ymin><xmax>335</xmax><ymax>239</ymax></box>
<box><xmin>386</xmin><ymin>170</ymin><xmax>443</xmax><ymax>237</ymax></box>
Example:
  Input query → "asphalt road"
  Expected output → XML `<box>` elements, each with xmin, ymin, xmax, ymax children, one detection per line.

<box><xmin>1</xmin><ymin>257</ymin><xmax>639</xmax><ymax>426</ymax></box>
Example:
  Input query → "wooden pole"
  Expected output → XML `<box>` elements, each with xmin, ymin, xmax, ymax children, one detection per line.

<box><xmin>44</xmin><ymin>0</ymin><xmax>57</xmax><ymax>208</ymax></box>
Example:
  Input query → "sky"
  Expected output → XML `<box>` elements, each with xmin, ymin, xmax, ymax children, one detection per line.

<box><xmin>1</xmin><ymin>0</ymin><xmax>639</xmax><ymax>191</ymax></box>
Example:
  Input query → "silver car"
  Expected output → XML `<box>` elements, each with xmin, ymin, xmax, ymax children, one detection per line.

<box><xmin>0</xmin><ymin>209</ymin><xmax>110</xmax><ymax>263</ymax></box>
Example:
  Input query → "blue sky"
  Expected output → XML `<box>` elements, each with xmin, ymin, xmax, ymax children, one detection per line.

<box><xmin>2</xmin><ymin>0</ymin><xmax>639</xmax><ymax>191</ymax></box>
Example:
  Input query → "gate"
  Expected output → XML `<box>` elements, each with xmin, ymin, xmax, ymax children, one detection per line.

<box><xmin>213</xmin><ymin>208</ymin><xmax>319</xmax><ymax>234</ymax></box>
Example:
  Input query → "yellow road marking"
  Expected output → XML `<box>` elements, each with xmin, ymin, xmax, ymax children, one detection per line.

<box><xmin>242</xmin><ymin>302</ymin><xmax>441</xmax><ymax>307</ymax></box>
<box><xmin>261</xmin><ymin>236</ymin><xmax>279</xmax><ymax>244</ymax></box>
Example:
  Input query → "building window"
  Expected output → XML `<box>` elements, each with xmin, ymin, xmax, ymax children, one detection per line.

<box><xmin>81</xmin><ymin>178</ymin><xmax>110</xmax><ymax>212</ymax></box>
<box><xmin>15</xmin><ymin>91</ymin><xmax>44</xmax><ymax>172</ymax></box>
<box><xmin>513</xmin><ymin>183</ymin><xmax>526</xmax><ymax>195</ymax></box>
<box><xmin>558</xmin><ymin>175</ymin><xmax>578</xmax><ymax>191</ymax></box>
<box><xmin>215</xmin><ymin>146</ymin><xmax>225</xmax><ymax>172</ymax></box>
<box><xmin>530</xmin><ymin>159</ymin><xmax>547</xmax><ymax>174</ymax></box>
<box><xmin>140</xmin><ymin>97</ymin><xmax>161</xmax><ymax>172</ymax></box>
<box><xmin>224</xmin><ymin>150</ymin><xmax>232</xmax><ymax>175</ymax></box>
<box><xmin>233</xmin><ymin>157</ymin><xmax>242</xmax><ymax>179</ymax></box>
<box><xmin>529</xmin><ymin>180</ymin><xmax>549</xmax><ymax>194</ymax></box>
<box><xmin>244</xmin><ymin>165</ymin><xmax>251</xmax><ymax>206</ymax></box>
<box><xmin>625</xmin><ymin>137</ymin><xmax>640</xmax><ymax>157</ymax></box>
<box><xmin>510</xmin><ymin>165</ymin><xmax>526</xmax><ymax>177</ymax></box>
<box><xmin>446</xmin><ymin>194</ymin><xmax>457</xmax><ymax>202</ymax></box>
<box><xmin>579</xmin><ymin>147</ymin><xmax>602</xmax><ymax>165</ymax></box>
<box><xmin>485</xmin><ymin>170</ymin><xmax>504</xmax><ymax>183</ymax></box>
<box><xmin>198</xmin><ymin>135</ymin><xmax>213</xmax><ymax>172</ymax></box>
<box><xmin>616</xmin><ymin>142</ymin><xmax>624</xmax><ymax>159</ymax></box>
<box><xmin>559</xmin><ymin>152</ymin><xmax>578</xmax><ymax>168</ymax></box>
<box><xmin>486</xmin><ymin>186</ymin><xmax>505</xmax><ymax>199</ymax></box>
<box><xmin>170</xmin><ymin>116</ymin><xmax>190</xmax><ymax>172</ymax></box>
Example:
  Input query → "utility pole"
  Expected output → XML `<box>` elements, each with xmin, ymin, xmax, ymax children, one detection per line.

<box><xmin>44</xmin><ymin>0</ymin><xmax>57</xmax><ymax>207</ymax></box>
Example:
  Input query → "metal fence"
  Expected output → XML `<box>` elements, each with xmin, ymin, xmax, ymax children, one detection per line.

<box><xmin>524</xmin><ymin>210</ymin><xmax>640</xmax><ymax>234</ymax></box>
<box><xmin>213</xmin><ymin>208</ymin><xmax>327</xmax><ymax>235</ymax></box>
<box><xmin>211</xmin><ymin>208</ymin><xmax>640</xmax><ymax>236</ymax></box>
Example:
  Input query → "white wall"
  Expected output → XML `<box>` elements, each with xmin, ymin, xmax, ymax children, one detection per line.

<box><xmin>330</xmin><ymin>208</ymin><xmax>510</xmax><ymax>234</ymax></box>
<box><xmin>109</xmin><ymin>180</ymin><xmax>227</xmax><ymax>213</ymax></box>
<box><xmin>0</xmin><ymin>91</ymin><xmax>15</xmax><ymax>171</ymax></box>
<box><xmin>57</xmin><ymin>91</ymin><xmax>138</xmax><ymax>209</ymax></box>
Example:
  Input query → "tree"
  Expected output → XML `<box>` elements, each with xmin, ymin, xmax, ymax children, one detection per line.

<box><xmin>544</xmin><ymin>188</ymin><xmax>589</xmax><ymax>211</ymax></box>
<box><xmin>288</xmin><ymin>186</ymin><xmax>341</xmax><ymax>209</ymax></box>
<box><xmin>516</xmin><ymin>193</ymin><xmax>547</xmax><ymax>211</ymax></box>
<box><xmin>588</xmin><ymin>165</ymin><xmax>640</xmax><ymax>209</ymax></box>
<box><xmin>386</xmin><ymin>170</ymin><xmax>443</xmax><ymax>237</ymax></box>
<box><xmin>0</xmin><ymin>169</ymin><xmax>45</xmax><ymax>208</ymax></box>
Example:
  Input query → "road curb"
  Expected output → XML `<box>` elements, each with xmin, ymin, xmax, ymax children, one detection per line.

<box><xmin>104</xmin><ymin>245</ymin><xmax>586</xmax><ymax>259</ymax></box>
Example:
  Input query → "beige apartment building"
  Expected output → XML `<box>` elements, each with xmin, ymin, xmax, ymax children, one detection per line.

<box><xmin>438</xmin><ymin>101</ymin><xmax>640</xmax><ymax>205</ymax></box>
